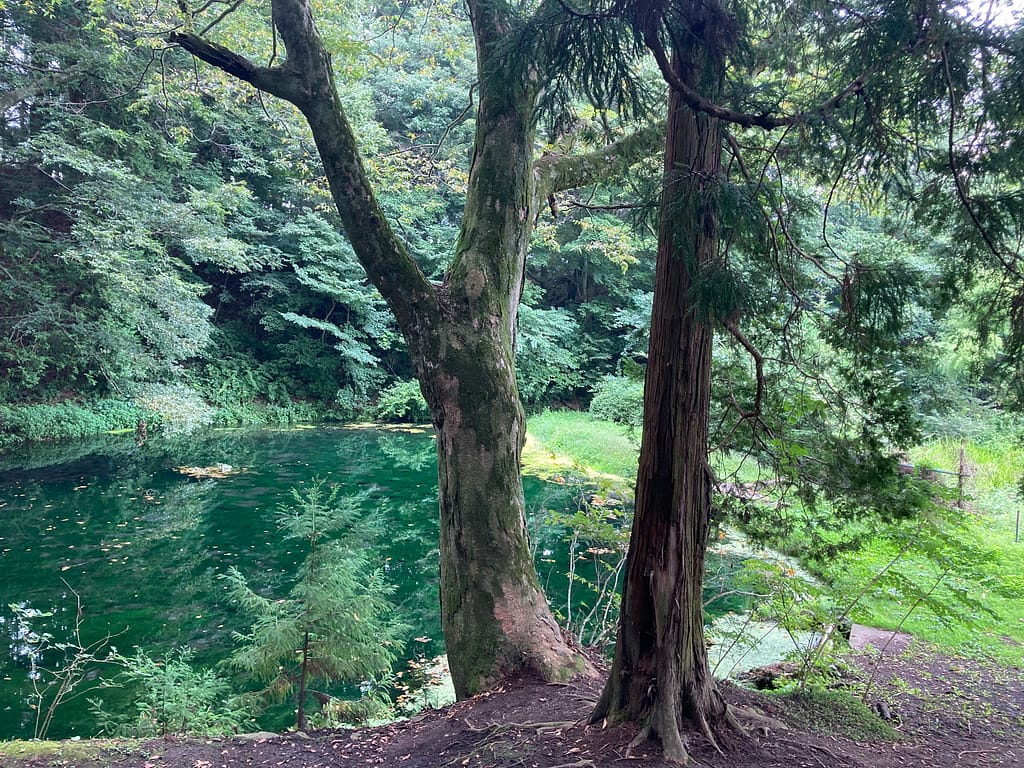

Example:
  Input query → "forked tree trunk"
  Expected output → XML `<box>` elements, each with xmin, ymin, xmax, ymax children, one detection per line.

<box><xmin>590</xmin><ymin>21</ymin><xmax>729</xmax><ymax>765</ymax></box>
<box><xmin>170</xmin><ymin>0</ymin><xmax>665</xmax><ymax>699</ymax></box>
<box><xmin>405</xmin><ymin>1</ymin><xmax>591</xmax><ymax>695</ymax></box>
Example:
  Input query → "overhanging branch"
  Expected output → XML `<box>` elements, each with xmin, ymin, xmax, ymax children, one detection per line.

<box><xmin>169</xmin><ymin>0</ymin><xmax>439</xmax><ymax>332</ymax></box>
<box><xmin>639</xmin><ymin>7</ymin><xmax>927</xmax><ymax>132</ymax></box>
<box><xmin>941</xmin><ymin>43</ymin><xmax>1022</xmax><ymax>280</ymax></box>
<box><xmin>168</xmin><ymin>31</ymin><xmax>303</xmax><ymax>102</ymax></box>
<box><xmin>643</xmin><ymin>24</ymin><xmax>874</xmax><ymax>130</ymax></box>
<box><xmin>533</xmin><ymin>120</ymin><xmax>664</xmax><ymax>199</ymax></box>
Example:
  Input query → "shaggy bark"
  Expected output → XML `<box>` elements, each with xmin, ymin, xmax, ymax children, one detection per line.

<box><xmin>590</xmin><ymin>7</ymin><xmax>733</xmax><ymax>763</ymax></box>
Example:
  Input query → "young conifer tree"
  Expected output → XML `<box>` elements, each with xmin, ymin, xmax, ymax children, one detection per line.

<box><xmin>222</xmin><ymin>479</ymin><xmax>407</xmax><ymax>730</ymax></box>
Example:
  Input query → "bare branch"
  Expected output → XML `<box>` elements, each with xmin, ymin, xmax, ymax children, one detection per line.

<box><xmin>566</xmin><ymin>198</ymin><xmax>645</xmax><ymax>212</ymax></box>
<box><xmin>432</xmin><ymin>82</ymin><xmax>477</xmax><ymax>160</ymax></box>
<box><xmin>199</xmin><ymin>0</ymin><xmax>246</xmax><ymax>36</ymax></box>
<box><xmin>168</xmin><ymin>31</ymin><xmax>303</xmax><ymax>102</ymax></box>
<box><xmin>722</xmin><ymin>320</ymin><xmax>773</xmax><ymax>447</ymax></box>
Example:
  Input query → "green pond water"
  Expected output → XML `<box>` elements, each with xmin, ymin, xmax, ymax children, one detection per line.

<box><xmin>0</xmin><ymin>426</ymin><xmax>763</xmax><ymax>740</ymax></box>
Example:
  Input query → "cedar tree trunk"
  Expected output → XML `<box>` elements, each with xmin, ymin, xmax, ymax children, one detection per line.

<box><xmin>590</xmin><ymin>13</ymin><xmax>731</xmax><ymax>764</ymax></box>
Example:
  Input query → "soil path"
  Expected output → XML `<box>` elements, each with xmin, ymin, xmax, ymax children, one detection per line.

<box><xmin>4</xmin><ymin>645</ymin><xmax>1021</xmax><ymax>768</ymax></box>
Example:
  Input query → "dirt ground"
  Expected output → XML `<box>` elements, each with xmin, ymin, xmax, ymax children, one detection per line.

<box><xmin>4</xmin><ymin>644</ymin><xmax>1022</xmax><ymax>768</ymax></box>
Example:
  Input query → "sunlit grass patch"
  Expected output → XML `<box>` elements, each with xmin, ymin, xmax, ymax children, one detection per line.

<box><xmin>525</xmin><ymin>410</ymin><xmax>638</xmax><ymax>482</ymax></box>
<box><xmin>524</xmin><ymin>414</ymin><xmax>1024</xmax><ymax>666</ymax></box>
<box><xmin>820</xmin><ymin>438</ymin><xmax>1024</xmax><ymax>666</ymax></box>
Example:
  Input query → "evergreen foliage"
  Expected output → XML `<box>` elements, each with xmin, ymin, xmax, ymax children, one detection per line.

<box><xmin>90</xmin><ymin>647</ymin><xmax>251</xmax><ymax>737</ymax></box>
<box><xmin>221</xmin><ymin>480</ymin><xmax>407</xmax><ymax>730</ymax></box>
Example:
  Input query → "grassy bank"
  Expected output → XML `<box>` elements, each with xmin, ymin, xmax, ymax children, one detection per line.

<box><xmin>526</xmin><ymin>410</ymin><xmax>1024</xmax><ymax>666</ymax></box>
<box><xmin>820</xmin><ymin>439</ymin><xmax>1024</xmax><ymax>664</ymax></box>
<box><xmin>525</xmin><ymin>410</ymin><xmax>639</xmax><ymax>482</ymax></box>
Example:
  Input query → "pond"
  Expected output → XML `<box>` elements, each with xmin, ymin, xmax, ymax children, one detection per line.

<box><xmin>0</xmin><ymin>425</ymin><xmax>775</xmax><ymax>740</ymax></box>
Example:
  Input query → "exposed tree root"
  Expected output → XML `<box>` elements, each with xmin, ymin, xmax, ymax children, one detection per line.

<box><xmin>618</xmin><ymin>696</ymin><xmax>791</xmax><ymax>764</ymax></box>
<box><xmin>726</xmin><ymin>704</ymin><xmax>789</xmax><ymax>735</ymax></box>
<box><xmin>625</xmin><ymin>725</ymin><xmax>652</xmax><ymax>757</ymax></box>
<box><xmin>463</xmin><ymin>718</ymin><xmax>577</xmax><ymax>734</ymax></box>
<box><xmin>695</xmin><ymin>709</ymin><xmax>723</xmax><ymax>755</ymax></box>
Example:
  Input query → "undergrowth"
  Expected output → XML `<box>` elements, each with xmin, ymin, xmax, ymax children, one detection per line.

<box><xmin>775</xmin><ymin>687</ymin><xmax>901</xmax><ymax>741</ymax></box>
<box><xmin>527</xmin><ymin>410</ymin><xmax>1024</xmax><ymax>667</ymax></box>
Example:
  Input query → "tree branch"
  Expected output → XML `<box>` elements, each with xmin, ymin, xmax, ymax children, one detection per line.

<box><xmin>533</xmin><ymin>120</ymin><xmax>664</xmax><ymax>199</ymax></box>
<box><xmin>639</xmin><ymin>6</ymin><xmax>932</xmax><ymax>132</ymax></box>
<box><xmin>169</xmin><ymin>0</ymin><xmax>439</xmax><ymax>333</ymax></box>
<box><xmin>723</xmin><ymin>320</ymin><xmax>771</xmax><ymax>441</ymax></box>
<box><xmin>643</xmin><ymin>23</ymin><xmax>874</xmax><ymax>130</ymax></box>
<box><xmin>941</xmin><ymin>42</ymin><xmax>1022</xmax><ymax>280</ymax></box>
<box><xmin>168</xmin><ymin>31</ymin><xmax>303</xmax><ymax>102</ymax></box>
<box><xmin>0</xmin><ymin>72</ymin><xmax>77</xmax><ymax>113</ymax></box>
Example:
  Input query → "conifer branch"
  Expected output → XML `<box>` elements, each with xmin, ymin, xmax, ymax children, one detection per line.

<box><xmin>637</xmin><ymin>3</ymin><xmax>931</xmax><ymax>132</ymax></box>
<box><xmin>642</xmin><ymin>21</ymin><xmax>875</xmax><ymax>130</ymax></box>
<box><xmin>941</xmin><ymin>43</ymin><xmax>1022</xmax><ymax>280</ymax></box>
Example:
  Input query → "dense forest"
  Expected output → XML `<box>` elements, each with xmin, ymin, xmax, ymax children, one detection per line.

<box><xmin>4</xmin><ymin>0</ymin><xmax>1017</xmax><ymax>446</ymax></box>
<box><xmin>1</xmin><ymin>0</ymin><xmax>662</xmax><ymax>443</ymax></box>
<box><xmin>2</xmin><ymin>0</ymin><xmax>1023</xmax><ymax>761</ymax></box>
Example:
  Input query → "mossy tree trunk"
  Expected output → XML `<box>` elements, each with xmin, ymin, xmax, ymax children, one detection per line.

<box><xmin>409</xmin><ymin>4</ymin><xmax>589</xmax><ymax>692</ymax></box>
<box><xmin>590</xmin><ymin>8</ymin><xmax>732</xmax><ymax>763</ymax></box>
<box><xmin>169</xmin><ymin>0</ymin><xmax>672</xmax><ymax>697</ymax></box>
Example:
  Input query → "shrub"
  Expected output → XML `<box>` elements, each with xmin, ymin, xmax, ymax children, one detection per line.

<box><xmin>91</xmin><ymin>399</ymin><xmax>150</xmax><ymax>430</ymax></box>
<box><xmin>133</xmin><ymin>383</ymin><xmax>215</xmax><ymax>436</ymax></box>
<box><xmin>589</xmin><ymin>375</ymin><xmax>645</xmax><ymax>429</ymax></box>
<box><xmin>373</xmin><ymin>380</ymin><xmax>430</xmax><ymax>423</ymax></box>
<box><xmin>212</xmin><ymin>399</ymin><xmax>325</xmax><ymax>427</ymax></box>
<box><xmin>0</xmin><ymin>403</ymin><xmax>106</xmax><ymax>444</ymax></box>
<box><xmin>90</xmin><ymin>647</ymin><xmax>251</xmax><ymax>737</ymax></box>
